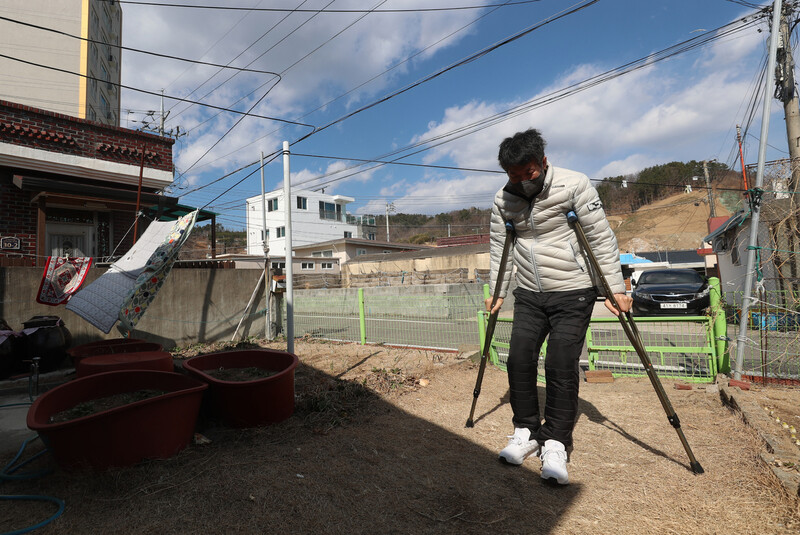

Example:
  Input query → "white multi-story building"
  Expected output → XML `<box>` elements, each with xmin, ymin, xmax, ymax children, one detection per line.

<box><xmin>0</xmin><ymin>0</ymin><xmax>122</xmax><ymax>125</ymax></box>
<box><xmin>245</xmin><ymin>188</ymin><xmax>377</xmax><ymax>257</ymax></box>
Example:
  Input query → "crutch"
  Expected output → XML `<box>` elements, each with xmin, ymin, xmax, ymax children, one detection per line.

<box><xmin>566</xmin><ymin>210</ymin><xmax>704</xmax><ymax>474</ymax></box>
<box><xmin>466</xmin><ymin>220</ymin><xmax>514</xmax><ymax>428</ymax></box>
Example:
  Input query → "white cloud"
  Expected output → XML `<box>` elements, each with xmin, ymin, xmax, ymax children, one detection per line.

<box><xmin>595</xmin><ymin>154</ymin><xmax>661</xmax><ymax>178</ymax></box>
<box><xmin>121</xmin><ymin>0</ymin><xmax>481</xmax><ymax>175</ymax></box>
<box><xmin>409</xmin><ymin>18</ymin><xmax>766</xmax><ymax>188</ymax></box>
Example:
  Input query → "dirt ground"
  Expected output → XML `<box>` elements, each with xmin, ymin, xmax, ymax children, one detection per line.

<box><xmin>2</xmin><ymin>338</ymin><xmax>799</xmax><ymax>535</ymax></box>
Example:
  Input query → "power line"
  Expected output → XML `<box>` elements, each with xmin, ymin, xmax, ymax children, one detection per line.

<box><xmin>176</xmin><ymin>0</ymin><xmax>392</xmax><ymax>176</ymax></box>
<box><xmin>0</xmin><ymin>15</ymin><xmax>281</xmax><ymax>76</ymax></box>
<box><xmin>168</xmin><ymin>0</ymin><xmax>323</xmax><ymax>126</ymax></box>
<box><xmin>177</xmin><ymin>2</ymin><xmax>764</xmax><ymax>212</ymax></box>
<box><xmin>181</xmin><ymin>0</ymin><xmax>517</xmax><ymax>173</ymax></box>
<box><xmin>0</xmin><ymin>52</ymin><xmax>314</xmax><ymax>129</ymax></box>
<box><xmin>292</xmin><ymin>152</ymin><xmax>504</xmax><ymax>175</ymax></box>
<box><xmin>292</xmin><ymin>0</ymin><xmax>601</xmax><ymax>145</ymax></box>
<box><xmin>106</xmin><ymin>0</ymin><xmax>544</xmax><ymax>13</ymax></box>
<box><xmin>286</xmin><ymin>10</ymin><xmax>765</xmax><ymax>192</ymax></box>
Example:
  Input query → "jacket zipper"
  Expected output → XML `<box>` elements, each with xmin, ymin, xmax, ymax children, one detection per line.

<box><xmin>527</xmin><ymin>206</ymin><xmax>543</xmax><ymax>290</ymax></box>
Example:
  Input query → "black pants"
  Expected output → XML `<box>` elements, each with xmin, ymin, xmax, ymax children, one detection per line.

<box><xmin>506</xmin><ymin>287</ymin><xmax>597</xmax><ymax>448</ymax></box>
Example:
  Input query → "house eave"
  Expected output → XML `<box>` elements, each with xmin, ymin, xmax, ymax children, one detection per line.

<box><xmin>0</xmin><ymin>142</ymin><xmax>173</xmax><ymax>189</ymax></box>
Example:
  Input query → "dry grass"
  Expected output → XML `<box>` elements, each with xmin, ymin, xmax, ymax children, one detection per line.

<box><xmin>2</xmin><ymin>339</ymin><xmax>799</xmax><ymax>534</ymax></box>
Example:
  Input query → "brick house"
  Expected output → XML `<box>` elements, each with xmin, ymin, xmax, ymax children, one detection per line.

<box><xmin>0</xmin><ymin>99</ymin><xmax>182</xmax><ymax>267</ymax></box>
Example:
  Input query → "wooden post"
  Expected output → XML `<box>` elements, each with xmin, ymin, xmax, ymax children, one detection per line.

<box><xmin>132</xmin><ymin>145</ymin><xmax>146</xmax><ymax>244</ymax></box>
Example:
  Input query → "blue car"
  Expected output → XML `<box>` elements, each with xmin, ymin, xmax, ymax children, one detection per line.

<box><xmin>631</xmin><ymin>269</ymin><xmax>710</xmax><ymax>316</ymax></box>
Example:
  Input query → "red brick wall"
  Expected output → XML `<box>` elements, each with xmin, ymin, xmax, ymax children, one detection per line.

<box><xmin>111</xmin><ymin>209</ymin><xmax>137</xmax><ymax>256</ymax></box>
<box><xmin>0</xmin><ymin>172</ymin><xmax>147</xmax><ymax>265</ymax></box>
<box><xmin>0</xmin><ymin>171</ymin><xmax>37</xmax><ymax>265</ymax></box>
<box><xmin>0</xmin><ymin>100</ymin><xmax>174</xmax><ymax>172</ymax></box>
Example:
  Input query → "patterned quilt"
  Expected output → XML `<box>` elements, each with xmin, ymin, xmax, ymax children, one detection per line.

<box><xmin>66</xmin><ymin>215</ymin><xmax>195</xmax><ymax>334</ymax></box>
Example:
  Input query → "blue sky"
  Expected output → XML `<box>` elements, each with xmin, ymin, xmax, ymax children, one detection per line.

<box><xmin>119</xmin><ymin>0</ymin><xmax>784</xmax><ymax>231</ymax></box>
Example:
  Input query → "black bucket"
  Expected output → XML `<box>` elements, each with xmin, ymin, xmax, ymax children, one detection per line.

<box><xmin>22</xmin><ymin>316</ymin><xmax>72</xmax><ymax>373</ymax></box>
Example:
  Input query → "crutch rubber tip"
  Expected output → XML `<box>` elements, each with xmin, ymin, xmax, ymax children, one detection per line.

<box><xmin>690</xmin><ymin>461</ymin><xmax>704</xmax><ymax>474</ymax></box>
<box><xmin>465</xmin><ymin>419</ymin><xmax>474</xmax><ymax>428</ymax></box>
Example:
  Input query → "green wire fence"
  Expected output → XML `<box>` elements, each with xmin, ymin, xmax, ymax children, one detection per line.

<box><xmin>284</xmin><ymin>277</ymin><xmax>798</xmax><ymax>382</ymax></box>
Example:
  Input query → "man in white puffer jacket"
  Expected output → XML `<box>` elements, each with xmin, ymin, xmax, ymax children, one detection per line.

<box><xmin>487</xmin><ymin>128</ymin><xmax>632</xmax><ymax>485</ymax></box>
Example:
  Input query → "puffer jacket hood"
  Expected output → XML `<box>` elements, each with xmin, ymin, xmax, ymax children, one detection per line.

<box><xmin>489</xmin><ymin>163</ymin><xmax>625</xmax><ymax>298</ymax></box>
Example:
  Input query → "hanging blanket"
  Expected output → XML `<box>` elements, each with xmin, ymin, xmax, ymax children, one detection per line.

<box><xmin>36</xmin><ymin>256</ymin><xmax>93</xmax><ymax>306</ymax></box>
<box><xmin>118</xmin><ymin>210</ymin><xmax>198</xmax><ymax>333</ymax></box>
<box><xmin>66</xmin><ymin>218</ymin><xmax>182</xmax><ymax>333</ymax></box>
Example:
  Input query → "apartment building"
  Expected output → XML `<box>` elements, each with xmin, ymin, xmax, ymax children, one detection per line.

<box><xmin>0</xmin><ymin>0</ymin><xmax>122</xmax><ymax>125</ymax></box>
<box><xmin>245</xmin><ymin>188</ymin><xmax>377</xmax><ymax>257</ymax></box>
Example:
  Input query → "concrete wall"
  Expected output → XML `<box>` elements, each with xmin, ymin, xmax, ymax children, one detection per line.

<box><xmin>343</xmin><ymin>251</ymin><xmax>490</xmax><ymax>285</ymax></box>
<box><xmin>1</xmin><ymin>266</ymin><xmax>510</xmax><ymax>350</ymax></box>
<box><xmin>1</xmin><ymin>267</ymin><xmax>264</xmax><ymax>350</ymax></box>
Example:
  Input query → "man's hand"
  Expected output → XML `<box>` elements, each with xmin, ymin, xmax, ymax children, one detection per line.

<box><xmin>604</xmin><ymin>293</ymin><xmax>633</xmax><ymax>316</ymax></box>
<box><xmin>485</xmin><ymin>296</ymin><xmax>504</xmax><ymax>314</ymax></box>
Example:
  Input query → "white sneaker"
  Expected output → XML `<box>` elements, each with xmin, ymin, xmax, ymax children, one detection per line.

<box><xmin>540</xmin><ymin>439</ymin><xmax>569</xmax><ymax>484</ymax></box>
<box><xmin>498</xmin><ymin>428</ymin><xmax>540</xmax><ymax>465</ymax></box>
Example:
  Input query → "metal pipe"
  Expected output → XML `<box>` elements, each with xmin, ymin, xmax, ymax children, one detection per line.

<box><xmin>734</xmin><ymin>0</ymin><xmax>783</xmax><ymax>380</ymax></box>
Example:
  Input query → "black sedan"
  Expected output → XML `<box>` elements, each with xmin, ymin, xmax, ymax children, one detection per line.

<box><xmin>630</xmin><ymin>269</ymin><xmax>710</xmax><ymax>316</ymax></box>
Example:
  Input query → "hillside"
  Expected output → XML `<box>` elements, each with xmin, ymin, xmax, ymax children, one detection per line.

<box><xmin>611</xmin><ymin>173</ymin><xmax>745</xmax><ymax>253</ymax></box>
<box><xmin>177</xmin><ymin>170</ymin><xmax>747</xmax><ymax>257</ymax></box>
<box><xmin>611</xmin><ymin>189</ymin><xmax>730</xmax><ymax>253</ymax></box>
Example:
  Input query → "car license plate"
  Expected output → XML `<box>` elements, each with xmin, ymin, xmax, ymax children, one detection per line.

<box><xmin>660</xmin><ymin>303</ymin><xmax>687</xmax><ymax>309</ymax></box>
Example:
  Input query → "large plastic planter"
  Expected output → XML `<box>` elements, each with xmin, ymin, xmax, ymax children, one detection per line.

<box><xmin>76</xmin><ymin>350</ymin><xmax>174</xmax><ymax>378</ymax></box>
<box><xmin>67</xmin><ymin>340</ymin><xmax>161</xmax><ymax>367</ymax></box>
<box><xmin>67</xmin><ymin>338</ymin><xmax>150</xmax><ymax>359</ymax></box>
<box><xmin>182</xmin><ymin>349</ymin><xmax>298</xmax><ymax>428</ymax></box>
<box><xmin>27</xmin><ymin>370</ymin><xmax>207</xmax><ymax>470</ymax></box>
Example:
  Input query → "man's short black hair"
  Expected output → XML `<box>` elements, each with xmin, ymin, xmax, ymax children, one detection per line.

<box><xmin>498</xmin><ymin>128</ymin><xmax>546</xmax><ymax>170</ymax></box>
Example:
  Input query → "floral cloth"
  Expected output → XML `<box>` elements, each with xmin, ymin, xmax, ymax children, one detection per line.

<box><xmin>118</xmin><ymin>211</ymin><xmax>198</xmax><ymax>333</ymax></box>
<box><xmin>36</xmin><ymin>256</ymin><xmax>93</xmax><ymax>305</ymax></box>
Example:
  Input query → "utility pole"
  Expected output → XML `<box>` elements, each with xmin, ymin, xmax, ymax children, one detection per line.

<box><xmin>702</xmin><ymin>160</ymin><xmax>716</xmax><ymax>218</ymax></box>
<box><xmin>776</xmin><ymin>2</ymin><xmax>800</xmax><ymax>200</ymax></box>
<box><xmin>385</xmin><ymin>202</ymin><xmax>395</xmax><ymax>242</ymax></box>
<box><xmin>736</xmin><ymin>125</ymin><xmax>750</xmax><ymax>195</ymax></box>
<box><xmin>159</xmin><ymin>89</ymin><xmax>168</xmax><ymax>136</ymax></box>
<box><xmin>734</xmin><ymin>0</ymin><xmax>783</xmax><ymax>381</ymax></box>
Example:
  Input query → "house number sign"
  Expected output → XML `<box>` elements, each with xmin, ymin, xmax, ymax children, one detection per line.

<box><xmin>0</xmin><ymin>237</ymin><xmax>21</xmax><ymax>250</ymax></box>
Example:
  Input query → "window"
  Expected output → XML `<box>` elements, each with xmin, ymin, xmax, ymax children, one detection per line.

<box><xmin>322</xmin><ymin>250</ymin><xmax>333</xmax><ymax>257</ymax></box>
<box><xmin>267</xmin><ymin>198</ymin><xmax>278</xmax><ymax>212</ymax></box>
<box><xmin>319</xmin><ymin>201</ymin><xmax>340</xmax><ymax>221</ymax></box>
<box><xmin>297</xmin><ymin>196</ymin><xmax>307</xmax><ymax>210</ymax></box>
<box><xmin>301</xmin><ymin>262</ymin><xmax>314</xmax><ymax>270</ymax></box>
<box><xmin>276</xmin><ymin>226</ymin><xmax>286</xmax><ymax>238</ymax></box>
<box><xmin>321</xmin><ymin>262</ymin><xmax>334</xmax><ymax>270</ymax></box>
<box><xmin>271</xmin><ymin>262</ymin><xmax>285</xmax><ymax>270</ymax></box>
<box><xmin>383</xmin><ymin>250</ymin><xmax>392</xmax><ymax>254</ymax></box>
<box><xmin>344</xmin><ymin>231</ymin><xmax>352</xmax><ymax>238</ymax></box>
<box><xmin>356</xmin><ymin>248</ymin><xmax>367</xmax><ymax>256</ymax></box>
<box><xmin>312</xmin><ymin>252</ymin><xmax>322</xmax><ymax>257</ymax></box>
<box><xmin>367</xmin><ymin>233</ymin><xmax>376</xmax><ymax>240</ymax></box>
<box><xmin>260</xmin><ymin>229</ymin><xmax>269</xmax><ymax>241</ymax></box>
